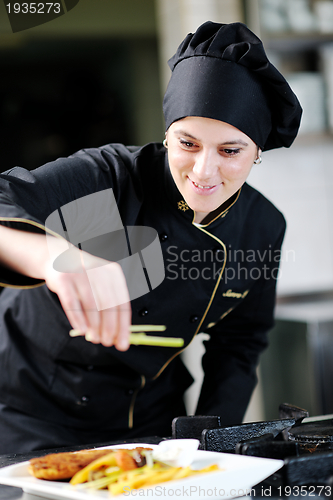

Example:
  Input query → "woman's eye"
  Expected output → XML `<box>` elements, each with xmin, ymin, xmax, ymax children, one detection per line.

<box><xmin>179</xmin><ymin>139</ymin><xmax>196</xmax><ymax>149</ymax></box>
<box><xmin>221</xmin><ymin>148</ymin><xmax>240</xmax><ymax>156</ymax></box>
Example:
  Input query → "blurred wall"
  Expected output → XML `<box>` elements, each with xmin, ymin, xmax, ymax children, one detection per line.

<box><xmin>155</xmin><ymin>0</ymin><xmax>244</xmax><ymax>89</ymax></box>
<box><xmin>0</xmin><ymin>0</ymin><xmax>164</xmax><ymax>173</ymax></box>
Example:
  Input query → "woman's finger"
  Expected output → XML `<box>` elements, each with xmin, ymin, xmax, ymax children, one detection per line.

<box><xmin>60</xmin><ymin>292</ymin><xmax>88</xmax><ymax>335</ymax></box>
<box><xmin>85</xmin><ymin>261</ymin><xmax>131</xmax><ymax>347</ymax></box>
<box><xmin>114</xmin><ymin>302</ymin><xmax>132</xmax><ymax>351</ymax></box>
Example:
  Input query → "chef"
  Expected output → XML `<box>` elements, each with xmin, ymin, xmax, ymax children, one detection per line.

<box><xmin>0</xmin><ymin>21</ymin><xmax>302</xmax><ymax>454</ymax></box>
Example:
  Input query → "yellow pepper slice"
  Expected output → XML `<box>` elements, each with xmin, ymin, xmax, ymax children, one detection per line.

<box><xmin>70</xmin><ymin>451</ymin><xmax>117</xmax><ymax>485</ymax></box>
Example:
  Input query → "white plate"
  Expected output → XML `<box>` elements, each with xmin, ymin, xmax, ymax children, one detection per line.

<box><xmin>0</xmin><ymin>443</ymin><xmax>284</xmax><ymax>500</ymax></box>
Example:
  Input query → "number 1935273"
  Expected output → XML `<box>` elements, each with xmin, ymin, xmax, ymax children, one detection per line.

<box><xmin>6</xmin><ymin>3</ymin><xmax>61</xmax><ymax>14</ymax></box>
<box><xmin>276</xmin><ymin>485</ymin><xmax>332</xmax><ymax>497</ymax></box>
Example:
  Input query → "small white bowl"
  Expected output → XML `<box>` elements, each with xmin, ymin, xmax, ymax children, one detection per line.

<box><xmin>152</xmin><ymin>439</ymin><xmax>200</xmax><ymax>467</ymax></box>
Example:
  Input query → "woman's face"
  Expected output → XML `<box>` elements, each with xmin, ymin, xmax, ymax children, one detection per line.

<box><xmin>166</xmin><ymin>116</ymin><xmax>259</xmax><ymax>223</ymax></box>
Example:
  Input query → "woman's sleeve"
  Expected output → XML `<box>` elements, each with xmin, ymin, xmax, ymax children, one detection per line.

<box><xmin>195</xmin><ymin>220</ymin><xmax>286</xmax><ymax>425</ymax></box>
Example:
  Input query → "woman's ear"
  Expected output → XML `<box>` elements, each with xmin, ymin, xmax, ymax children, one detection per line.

<box><xmin>254</xmin><ymin>147</ymin><xmax>262</xmax><ymax>165</ymax></box>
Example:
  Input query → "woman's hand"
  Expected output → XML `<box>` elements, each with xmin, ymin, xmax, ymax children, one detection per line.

<box><xmin>43</xmin><ymin>236</ymin><xmax>132</xmax><ymax>350</ymax></box>
<box><xmin>0</xmin><ymin>226</ymin><xmax>132</xmax><ymax>350</ymax></box>
<box><xmin>43</xmin><ymin>249</ymin><xmax>132</xmax><ymax>350</ymax></box>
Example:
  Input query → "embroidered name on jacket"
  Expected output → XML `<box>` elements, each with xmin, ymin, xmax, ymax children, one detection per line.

<box><xmin>222</xmin><ymin>289</ymin><xmax>249</xmax><ymax>299</ymax></box>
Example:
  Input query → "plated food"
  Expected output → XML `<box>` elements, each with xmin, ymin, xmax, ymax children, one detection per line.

<box><xmin>28</xmin><ymin>442</ymin><xmax>220</xmax><ymax>495</ymax></box>
<box><xmin>0</xmin><ymin>443</ymin><xmax>285</xmax><ymax>500</ymax></box>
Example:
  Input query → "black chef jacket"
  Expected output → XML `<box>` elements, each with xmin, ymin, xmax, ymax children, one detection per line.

<box><xmin>0</xmin><ymin>142</ymin><xmax>285</xmax><ymax>438</ymax></box>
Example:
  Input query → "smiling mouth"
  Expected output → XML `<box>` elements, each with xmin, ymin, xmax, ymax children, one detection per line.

<box><xmin>190</xmin><ymin>178</ymin><xmax>218</xmax><ymax>190</ymax></box>
<box><xmin>193</xmin><ymin>182</ymin><xmax>213</xmax><ymax>189</ymax></box>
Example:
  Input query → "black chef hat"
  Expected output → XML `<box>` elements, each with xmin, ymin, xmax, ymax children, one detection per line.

<box><xmin>163</xmin><ymin>22</ymin><xmax>302</xmax><ymax>151</ymax></box>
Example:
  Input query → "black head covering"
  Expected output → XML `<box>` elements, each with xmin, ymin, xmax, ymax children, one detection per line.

<box><xmin>163</xmin><ymin>22</ymin><xmax>302</xmax><ymax>150</ymax></box>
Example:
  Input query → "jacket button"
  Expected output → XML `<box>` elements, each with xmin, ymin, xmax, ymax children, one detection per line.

<box><xmin>138</xmin><ymin>308</ymin><xmax>149</xmax><ymax>317</ymax></box>
<box><xmin>190</xmin><ymin>315</ymin><xmax>199</xmax><ymax>323</ymax></box>
<box><xmin>87</xmin><ymin>365</ymin><xmax>94</xmax><ymax>371</ymax></box>
<box><xmin>159</xmin><ymin>233</ymin><xmax>168</xmax><ymax>242</ymax></box>
<box><xmin>77</xmin><ymin>395</ymin><xmax>90</xmax><ymax>406</ymax></box>
<box><xmin>126</xmin><ymin>389</ymin><xmax>134</xmax><ymax>396</ymax></box>
<box><xmin>214</xmin><ymin>248</ymin><xmax>224</xmax><ymax>259</ymax></box>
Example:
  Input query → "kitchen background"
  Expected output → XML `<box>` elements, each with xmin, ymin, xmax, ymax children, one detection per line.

<box><xmin>0</xmin><ymin>0</ymin><xmax>333</xmax><ymax>423</ymax></box>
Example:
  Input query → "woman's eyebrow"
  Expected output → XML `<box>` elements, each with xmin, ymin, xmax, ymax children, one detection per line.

<box><xmin>220</xmin><ymin>139</ymin><xmax>249</xmax><ymax>147</ymax></box>
<box><xmin>173</xmin><ymin>129</ymin><xmax>197</xmax><ymax>139</ymax></box>
<box><xmin>173</xmin><ymin>129</ymin><xmax>249</xmax><ymax>147</ymax></box>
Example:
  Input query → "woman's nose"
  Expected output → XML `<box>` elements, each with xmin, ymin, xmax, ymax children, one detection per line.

<box><xmin>192</xmin><ymin>149</ymin><xmax>218</xmax><ymax>180</ymax></box>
